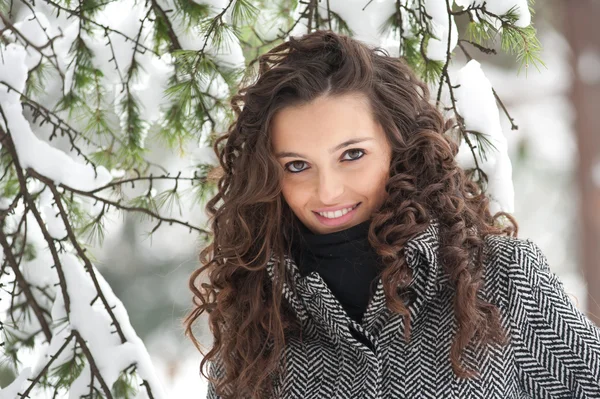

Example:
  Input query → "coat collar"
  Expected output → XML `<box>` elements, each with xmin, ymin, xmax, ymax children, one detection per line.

<box><xmin>265</xmin><ymin>219</ymin><xmax>447</xmax><ymax>328</ymax></box>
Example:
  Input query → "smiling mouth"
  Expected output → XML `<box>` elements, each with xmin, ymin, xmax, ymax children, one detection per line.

<box><xmin>313</xmin><ymin>202</ymin><xmax>361</xmax><ymax>219</ymax></box>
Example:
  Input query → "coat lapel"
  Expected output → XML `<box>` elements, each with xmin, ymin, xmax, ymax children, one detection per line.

<box><xmin>265</xmin><ymin>220</ymin><xmax>448</xmax><ymax>337</ymax></box>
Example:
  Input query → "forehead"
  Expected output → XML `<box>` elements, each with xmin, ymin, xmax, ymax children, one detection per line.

<box><xmin>270</xmin><ymin>93</ymin><xmax>382</xmax><ymax>150</ymax></box>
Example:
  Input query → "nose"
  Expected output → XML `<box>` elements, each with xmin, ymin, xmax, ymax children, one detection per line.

<box><xmin>316</xmin><ymin>169</ymin><xmax>345</xmax><ymax>204</ymax></box>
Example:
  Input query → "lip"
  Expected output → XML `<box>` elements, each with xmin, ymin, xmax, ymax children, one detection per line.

<box><xmin>313</xmin><ymin>203</ymin><xmax>361</xmax><ymax>213</ymax></box>
<box><xmin>312</xmin><ymin>203</ymin><xmax>361</xmax><ymax>227</ymax></box>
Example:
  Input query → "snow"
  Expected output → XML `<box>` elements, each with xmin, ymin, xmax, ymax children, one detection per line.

<box><xmin>424</xmin><ymin>0</ymin><xmax>458</xmax><ymax>62</ymax></box>
<box><xmin>453</xmin><ymin>60</ymin><xmax>514</xmax><ymax>214</ymax></box>
<box><xmin>152</xmin><ymin>352</ymin><xmax>209</xmax><ymax>398</ymax></box>
<box><xmin>3</xmin><ymin>98</ymin><xmax>113</xmax><ymax>191</ymax></box>
<box><xmin>0</xmin><ymin>43</ymin><xmax>113</xmax><ymax>192</ymax></box>
<box><xmin>39</xmin><ymin>186</ymin><xmax>68</xmax><ymax>239</ymax></box>
<box><xmin>48</xmin><ymin>252</ymin><xmax>167</xmax><ymax>398</ymax></box>
<box><xmin>289</xmin><ymin>0</ymin><xmax>455</xmax><ymax>61</ymax></box>
<box><xmin>0</xmin><ymin>41</ymin><xmax>165</xmax><ymax>396</ymax></box>
<box><xmin>317</xmin><ymin>0</ymin><xmax>396</xmax><ymax>47</ymax></box>
<box><xmin>0</xmin><ymin>202</ymin><xmax>166</xmax><ymax>397</ymax></box>
<box><xmin>0</xmin><ymin>44</ymin><xmax>28</xmax><ymax>104</ymax></box>
<box><xmin>5</xmin><ymin>12</ymin><xmax>52</xmax><ymax>70</ymax></box>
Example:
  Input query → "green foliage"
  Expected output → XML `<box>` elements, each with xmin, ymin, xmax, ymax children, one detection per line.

<box><xmin>465</xmin><ymin>129</ymin><xmax>500</xmax><ymax>164</ymax></box>
<box><xmin>55</xmin><ymin>91</ymin><xmax>84</xmax><ymax>117</ymax></box>
<box><xmin>25</xmin><ymin>60</ymin><xmax>53</xmax><ymax>98</ymax></box>
<box><xmin>81</xmin><ymin>106</ymin><xmax>115</xmax><ymax>143</ymax></box>
<box><xmin>1</xmin><ymin>308</ymin><xmax>39</xmax><ymax>372</ymax></box>
<box><xmin>184</xmin><ymin>164</ymin><xmax>217</xmax><ymax>208</ymax></box>
<box><xmin>77</xmin><ymin>214</ymin><xmax>107</xmax><ymax>247</ymax></box>
<box><xmin>501</xmin><ymin>24</ymin><xmax>545</xmax><ymax>76</ymax></box>
<box><xmin>416</xmin><ymin>58</ymin><xmax>444</xmax><ymax>85</ymax></box>
<box><xmin>111</xmin><ymin>368</ymin><xmax>139</xmax><ymax>398</ymax></box>
<box><xmin>0</xmin><ymin>158</ymin><xmax>19</xmax><ymax>199</ymax></box>
<box><xmin>466</xmin><ymin>19</ymin><xmax>494</xmax><ymax>44</ymax></box>
<box><xmin>158</xmin><ymin>50</ymin><xmax>235</xmax><ymax>151</ymax></box>
<box><xmin>127</xmin><ymin>194</ymin><xmax>160</xmax><ymax>223</ymax></box>
<box><xmin>50</xmin><ymin>353</ymin><xmax>86</xmax><ymax>389</ymax></box>
<box><xmin>198</xmin><ymin>16</ymin><xmax>242</xmax><ymax>54</ymax></box>
<box><xmin>172</xmin><ymin>0</ymin><xmax>211</xmax><ymax>31</ymax></box>
<box><xmin>152</xmin><ymin>8</ymin><xmax>178</xmax><ymax>54</ymax></box>
<box><xmin>155</xmin><ymin>188</ymin><xmax>184</xmax><ymax>217</ymax></box>
<box><xmin>231</xmin><ymin>0</ymin><xmax>259</xmax><ymax>26</ymax></box>
<box><xmin>378</xmin><ymin>9</ymin><xmax>445</xmax><ymax>84</ymax></box>
<box><xmin>63</xmin><ymin>192</ymin><xmax>95</xmax><ymax>231</ymax></box>
<box><xmin>117</xmin><ymin>91</ymin><xmax>148</xmax><ymax>157</ymax></box>
<box><xmin>0</xmin><ymin>0</ymin><xmax>9</xmax><ymax>16</ymax></box>
<box><xmin>466</xmin><ymin>4</ymin><xmax>545</xmax><ymax>76</ymax></box>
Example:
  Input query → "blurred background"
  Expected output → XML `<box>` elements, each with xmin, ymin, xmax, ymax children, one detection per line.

<box><xmin>2</xmin><ymin>0</ymin><xmax>598</xmax><ymax>397</ymax></box>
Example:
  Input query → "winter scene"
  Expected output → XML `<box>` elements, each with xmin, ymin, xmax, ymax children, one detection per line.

<box><xmin>1</xmin><ymin>0</ymin><xmax>599</xmax><ymax>398</ymax></box>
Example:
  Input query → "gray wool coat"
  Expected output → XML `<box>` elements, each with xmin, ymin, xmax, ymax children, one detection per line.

<box><xmin>206</xmin><ymin>221</ymin><xmax>600</xmax><ymax>398</ymax></box>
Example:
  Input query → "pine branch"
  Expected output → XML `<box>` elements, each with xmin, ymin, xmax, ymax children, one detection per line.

<box><xmin>27</xmin><ymin>169</ymin><xmax>209</xmax><ymax>236</ymax></box>
<box><xmin>46</xmin><ymin>181</ymin><xmax>127</xmax><ymax>343</ymax></box>
<box><xmin>73</xmin><ymin>330</ymin><xmax>114</xmax><ymax>399</ymax></box>
<box><xmin>0</xmin><ymin>228</ymin><xmax>53</xmax><ymax>342</ymax></box>
<box><xmin>0</xmin><ymin>123</ymin><xmax>72</xmax><ymax>317</ymax></box>
<box><xmin>149</xmin><ymin>0</ymin><xmax>182</xmax><ymax>51</ymax></box>
<box><xmin>87</xmin><ymin>174</ymin><xmax>206</xmax><ymax>194</ymax></box>
<box><xmin>33</xmin><ymin>0</ymin><xmax>160</xmax><ymax>57</ymax></box>
<box><xmin>19</xmin><ymin>332</ymin><xmax>76</xmax><ymax>398</ymax></box>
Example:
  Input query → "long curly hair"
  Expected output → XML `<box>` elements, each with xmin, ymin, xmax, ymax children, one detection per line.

<box><xmin>183</xmin><ymin>30</ymin><xmax>518</xmax><ymax>399</ymax></box>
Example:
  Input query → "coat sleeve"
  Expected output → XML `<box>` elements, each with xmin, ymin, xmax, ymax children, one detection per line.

<box><xmin>509</xmin><ymin>238</ymin><xmax>600</xmax><ymax>398</ymax></box>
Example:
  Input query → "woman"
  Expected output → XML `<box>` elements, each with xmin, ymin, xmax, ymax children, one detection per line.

<box><xmin>183</xmin><ymin>30</ymin><xmax>600</xmax><ymax>398</ymax></box>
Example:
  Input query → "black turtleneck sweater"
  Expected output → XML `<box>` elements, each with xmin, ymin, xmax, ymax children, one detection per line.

<box><xmin>289</xmin><ymin>218</ymin><xmax>383</xmax><ymax>324</ymax></box>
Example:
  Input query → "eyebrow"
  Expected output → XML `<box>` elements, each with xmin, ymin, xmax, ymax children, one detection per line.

<box><xmin>275</xmin><ymin>137</ymin><xmax>375</xmax><ymax>159</ymax></box>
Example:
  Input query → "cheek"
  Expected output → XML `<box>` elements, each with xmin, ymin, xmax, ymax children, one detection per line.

<box><xmin>280</xmin><ymin>179</ymin><xmax>307</xmax><ymax>211</ymax></box>
<box><xmin>360</xmin><ymin>163</ymin><xmax>389</xmax><ymax>191</ymax></box>
<box><xmin>360</xmin><ymin>163</ymin><xmax>390</xmax><ymax>205</ymax></box>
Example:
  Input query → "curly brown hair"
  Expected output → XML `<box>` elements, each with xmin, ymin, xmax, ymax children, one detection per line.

<box><xmin>183</xmin><ymin>30</ymin><xmax>519</xmax><ymax>399</ymax></box>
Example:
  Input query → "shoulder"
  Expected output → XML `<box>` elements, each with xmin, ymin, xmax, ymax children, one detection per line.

<box><xmin>483</xmin><ymin>233</ymin><xmax>547</xmax><ymax>268</ymax></box>
<box><xmin>484</xmin><ymin>234</ymin><xmax>555</xmax><ymax>281</ymax></box>
<box><xmin>480</xmin><ymin>234</ymin><xmax>550</xmax><ymax>309</ymax></box>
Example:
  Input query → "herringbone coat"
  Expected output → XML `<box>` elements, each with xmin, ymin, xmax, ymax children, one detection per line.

<box><xmin>206</xmin><ymin>222</ymin><xmax>600</xmax><ymax>398</ymax></box>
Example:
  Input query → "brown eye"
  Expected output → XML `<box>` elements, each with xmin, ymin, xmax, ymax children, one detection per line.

<box><xmin>284</xmin><ymin>149</ymin><xmax>365</xmax><ymax>174</ymax></box>
<box><xmin>343</xmin><ymin>149</ymin><xmax>366</xmax><ymax>161</ymax></box>
<box><xmin>285</xmin><ymin>161</ymin><xmax>307</xmax><ymax>173</ymax></box>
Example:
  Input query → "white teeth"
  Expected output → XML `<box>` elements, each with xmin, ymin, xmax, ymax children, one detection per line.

<box><xmin>317</xmin><ymin>204</ymin><xmax>358</xmax><ymax>219</ymax></box>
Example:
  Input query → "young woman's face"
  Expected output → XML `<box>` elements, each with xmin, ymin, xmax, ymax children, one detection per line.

<box><xmin>270</xmin><ymin>93</ymin><xmax>393</xmax><ymax>234</ymax></box>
